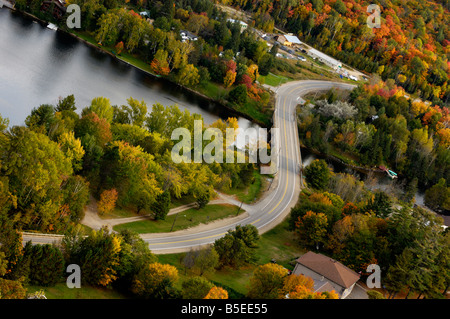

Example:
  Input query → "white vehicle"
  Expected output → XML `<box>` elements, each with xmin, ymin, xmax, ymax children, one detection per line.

<box><xmin>297</xmin><ymin>56</ymin><xmax>306</xmax><ymax>62</ymax></box>
<box><xmin>349</xmin><ymin>75</ymin><xmax>358</xmax><ymax>81</ymax></box>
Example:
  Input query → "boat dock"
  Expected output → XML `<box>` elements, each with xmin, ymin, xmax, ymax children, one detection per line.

<box><xmin>0</xmin><ymin>0</ymin><xmax>15</xmax><ymax>9</ymax></box>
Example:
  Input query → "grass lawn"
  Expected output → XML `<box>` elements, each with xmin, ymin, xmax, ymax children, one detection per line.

<box><xmin>26</xmin><ymin>282</ymin><xmax>128</xmax><ymax>299</ymax></box>
<box><xmin>113</xmin><ymin>204</ymin><xmax>244</xmax><ymax>234</ymax></box>
<box><xmin>258</xmin><ymin>73</ymin><xmax>290</xmax><ymax>87</ymax></box>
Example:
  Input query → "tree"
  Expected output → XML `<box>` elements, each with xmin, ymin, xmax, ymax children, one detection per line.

<box><xmin>214</xmin><ymin>224</ymin><xmax>259</xmax><ymax>268</ymax></box>
<box><xmin>247</xmin><ymin>263</ymin><xmax>288</xmax><ymax>299</ymax></box>
<box><xmin>1</xmin><ymin>127</ymin><xmax>72</xmax><ymax>231</ymax></box>
<box><xmin>176</xmin><ymin>64</ymin><xmax>200</xmax><ymax>87</ymax></box>
<box><xmin>295</xmin><ymin>211</ymin><xmax>328</xmax><ymax>249</ymax></box>
<box><xmin>58</xmin><ymin>131</ymin><xmax>85</xmax><ymax>172</ymax></box>
<box><xmin>61</xmin><ymin>175</ymin><xmax>90</xmax><ymax>222</ymax></box>
<box><xmin>223</xmin><ymin>70</ymin><xmax>237</xmax><ymax>88</ymax></box>
<box><xmin>424</xmin><ymin>178</ymin><xmax>450</xmax><ymax>213</ymax></box>
<box><xmin>56</xmin><ymin>94</ymin><xmax>76</xmax><ymax>112</ymax></box>
<box><xmin>204</xmin><ymin>286</ymin><xmax>228</xmax><ymax>299</ymax></box>
<box><xmin>181</xmin><ymin>276</ymin><xmax>214</xmax><ymax>299</ymax></box>
<box><xmin>27</xmin><ymin>244</ymin><xmax>64</xmax><ymax>286</ymax></box>
<box><xmin>228</xmin><ymin>84</ymin><xmax>248</xmax><ymax>106</ymax></box>
<box><xmin>115</xmin><ymin>41</ymin><xmax>124</xmax><ymax>55</ymax></box>
<box><xmin>365</xmin><ymin>191</ymin><xmax>392</xmax><ymax>218</ymax></box>
<box><xmin>86</xmin><ymin>97</ymin><xmax>114</xmax><ymax>123</ymax></box>
<box><xmin>151</xmin><ymin>190</ymin><xmax>171</xmax><ymax>220</ymax></box>
<box><xmin>97</xmin><ymin>189</ymin><xmax>119</xmax><ymax>216</ymax></box>
<box><xmin>132</xmin><ymin>262</ymin><xmax>179</xmax><ymax>299</ymax></box>
<box><xmin>304</xmin><ymin>159</ymin><xmax>330</xmax><ymax>190</ymax></box>
<box><xmin>151</xmin><ymin>49</ymin><xmax>170</xmax><ymax>76</ymax></box>
<box><xmin>68</xmin><ymin>228</ymin><xmax>122</xmax><ymax>287</ymax></box>
<box><xmin>192</xmin><ymin>246</ymin><xmax>219</xmax><ymax>275</ymax></box>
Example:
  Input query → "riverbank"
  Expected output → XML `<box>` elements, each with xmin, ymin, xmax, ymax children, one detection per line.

<box><xmin>3</xmin><ymin>7</ymin><xmax>272</xmax><ymax>128</ymax></box>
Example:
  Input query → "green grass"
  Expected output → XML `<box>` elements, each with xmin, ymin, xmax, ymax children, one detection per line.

<box><xmin>99</xmin><ymin>206</ymin><xmax>140</xmax><ymax>219</ymax></box>
<box><xmin>224</xmin><ymin>170</ymin><xmax>266</xmax><ymax>204</ymax></box>
<box><xmin>258</xmin><ymin>73</ymin><xmax>290</xmax><ymax>87</ymax></box>
<box><xmin>26</xmin><ymin>282</ymin><xmax>128</xmax><ymax>299</ymax></box>
<box><xmin>113</xmin><ymin>204</ymin><xmax>243</xmax><ymax>234</ymax></box>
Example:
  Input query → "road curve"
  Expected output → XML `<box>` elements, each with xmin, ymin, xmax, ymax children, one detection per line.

<box><xmin>22</xmin><ymin>80</ymin><xmax>356</xmax><ymax>253</ymax></box>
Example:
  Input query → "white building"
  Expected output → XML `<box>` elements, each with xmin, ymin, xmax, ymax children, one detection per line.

<box><xmin>307</xmin><ymin>48</ymin><xmax>342</xmax><ymax>70</ymax></box>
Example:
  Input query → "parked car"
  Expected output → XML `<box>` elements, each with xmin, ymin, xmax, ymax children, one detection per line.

<box><xmin>298</xmin><ymin>56</ymin><xmax>306</xmax><ymax>62</ymax></box>
<box><xmin>349</xmin><ymin>75</ymin><xmax>358</xmax><ymax>81</ymax></box>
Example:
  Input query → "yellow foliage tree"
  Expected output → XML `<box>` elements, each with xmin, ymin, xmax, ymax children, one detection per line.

<box><xmin>132</xmin><ymin>262</ymin><xmax>179</xmax><ymax>298</ymax></box>
<box><xmin>224</xmin><ymin>70</ymin><xmax>237</xmax><ymax>88</ymax></box>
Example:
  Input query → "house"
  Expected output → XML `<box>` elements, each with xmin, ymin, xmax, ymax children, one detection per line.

<box><xmin>274</xmin><ymin>35</ymin><xmax>290</xmax><ymax>46</ymax></box>
<box><xmin>275</xmin><ymin>34</ymin><xmax>301</xmax><ymax>47</ymax></box>
<box><xmin>40</xmin><ymin>0</ymin><xmax>66</xmax><ymax>20</ymax></box>
<box><xmin>180</xmin><ymin>30</ymin><xmax>198</xmax><ymax>42</ymax></box>
<box><xmin>284</xmin><ymin>35</ymin><xmax>302</xmax><ymax>47</ymax></box>
<box><xmin>227</xmin><ymin>19</ymin><xmax>248</xmax><ymax>33</ymax></box>
<box><xmin>292</xmin><ymin>251</ymin><xmax>360</xmax><ymax>299</ymax></box>
<box><xmin>307</xmin><ymin>48</ymin><xmax>342</xmax><ymax>70</ymax></box>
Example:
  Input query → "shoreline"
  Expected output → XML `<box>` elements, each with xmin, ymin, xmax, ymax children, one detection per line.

<box><xmin>4</xmin><ymin>6</ymin><xmax>271</xmax><ymax>128</ymax></box>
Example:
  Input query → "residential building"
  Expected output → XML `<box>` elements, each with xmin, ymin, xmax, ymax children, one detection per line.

<box><xmin>292</xmin><ymin>251</ymin><xmax>360</xmax><ymax>299</ymax></box>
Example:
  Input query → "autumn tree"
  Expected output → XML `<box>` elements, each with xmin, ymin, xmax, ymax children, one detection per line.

<box><xmin>132</xmin><ymin>262</ymin><xmax>179</xmax><ymax>299</ymax></box>
<box><xmin>204</xmin><ymin>286</ymin><xmax>228</xmax><ymax>299</ymax></box>
<box><xmin>98</xmin><ymin>188</ymin><xmax>119</xmax><ymax>216</ymax></box>
<box><xmin>151</xmin><ymin>49</ymin><xmax>170</xmax><ymax>76</ymax></box>
<box><xmin>295</xmin><ymin>211</ymin><xmax>328</xmax><ymax>249</ymax></box>
<box><xmin>247</xmin><ymin>263</ymin><xmax>288</xmax><ymax>299</ymax></box>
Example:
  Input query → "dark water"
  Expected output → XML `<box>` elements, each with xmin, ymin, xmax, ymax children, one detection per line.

<box><xmin>301</xmin><ymin>147</ymin><xmax>426</xmax><ymax>206</ymax></box>
<box><xmin>0</xmin><ymin>9</ymin><xmax>257</xmax><ymax>131</ymax></box>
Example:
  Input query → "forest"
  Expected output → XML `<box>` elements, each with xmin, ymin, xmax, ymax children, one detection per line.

<box><xmin>298</xmin><ymin>77</ymin><xmax>450</xmax><ymax>213</ymax></box>
<box><xmin>290</xmin><ymin>158</ymin><xmax>449</xmax><ymax>299</ymax></box>
<box><xmin>220</xmin><ymin>0</ymin><xmax>450</xmax><ymax>106</ymax></box>
<box><xmin>0</xmin><ymin>95</ymin><xmax>259</xmax><ymax>233</ymax></box>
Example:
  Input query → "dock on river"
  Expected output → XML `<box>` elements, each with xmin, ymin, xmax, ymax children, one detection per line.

<box><xmin>0</xmin><ymin>0</ymin><xmax>15</xmax><ymax>9</ymax></box>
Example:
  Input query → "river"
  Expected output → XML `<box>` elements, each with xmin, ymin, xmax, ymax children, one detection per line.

<box><xmin>0</xmin><ymin>9</ymin><xmax>257</xmax><ymax>132</ymax></box>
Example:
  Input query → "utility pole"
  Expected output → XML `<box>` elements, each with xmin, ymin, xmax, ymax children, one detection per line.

<box><xmin>170</xmin><ymin>213</ymin><xmax>179</xmax><ymax>232</ymax></box>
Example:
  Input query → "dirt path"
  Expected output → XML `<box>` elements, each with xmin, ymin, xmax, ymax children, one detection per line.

<box><xmin>80</xmin><ymin>192</ymin><xmax>251</xmax><ymax>232</ymax></box>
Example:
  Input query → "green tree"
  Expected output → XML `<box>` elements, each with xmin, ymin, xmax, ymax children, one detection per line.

<box><xmin>365</xmin><ymin>191</ymin><xmax>392</xmax><ymax>218</ymax></box>
<box><xmin>424</xmin><ymin>178</ymin><xmax>450</xmax><ymax>213</ymax></box>
<box><xmin>27</xmin><ymin>244</ymin><xmax>64</xmax><ymax>286</ymax></box>
<box><xmin>304</xmin><ymin>159</ymin><xmax>330</xmax><ymax>190</ymax></box>
<box><xmin>181</xmin><ymin>276</ymin><xmax>214</xmax><ymax>299</ymax></box>
<box><xmin>151</xmin><ymin>190</ymin><xmax>171</xmax><ymax>220</ymax></box>
<box><xmin>214</xmin><ymin>224</ymin><xmax>259</xmax><ymax>268</ymax></box>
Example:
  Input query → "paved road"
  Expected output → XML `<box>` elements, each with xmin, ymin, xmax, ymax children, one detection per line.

<box><xmin>22</xmin><ymin>80</ymin><xmax>356</xmax><ymax>253</ymax></box>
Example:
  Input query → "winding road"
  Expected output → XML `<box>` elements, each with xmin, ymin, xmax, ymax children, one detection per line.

<box><xmin>22</xmin><ymin>80</ymin><xmax>356</xmax><ymax>253</ymax></box>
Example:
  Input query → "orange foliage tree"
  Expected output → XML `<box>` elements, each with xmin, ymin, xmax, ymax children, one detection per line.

<box><xmin>98</xmin><ymin>189</ymin><xmax>118</xmax><ymax>216</ymax></box>
<box><xmin>204</xmin><ymin>286</ymin><xmax>229</xmax><ymax>299</ymax></box>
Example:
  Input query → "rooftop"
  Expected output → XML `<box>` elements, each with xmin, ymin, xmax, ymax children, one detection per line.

<box><xmin>296</xmin><ymin>251</ymin><xmax>360</xmax><ymax>289</ymax></box>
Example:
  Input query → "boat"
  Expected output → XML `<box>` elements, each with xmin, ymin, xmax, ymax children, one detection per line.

<box><xmin>47</xmin><ymin>23</ymin><xmax>58</xmax><ymax>31</ymax></box>
<box><xmin>379</xmin><ymin>166</ymin><xmax>397</xmax><ymax>179</ymax></box>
